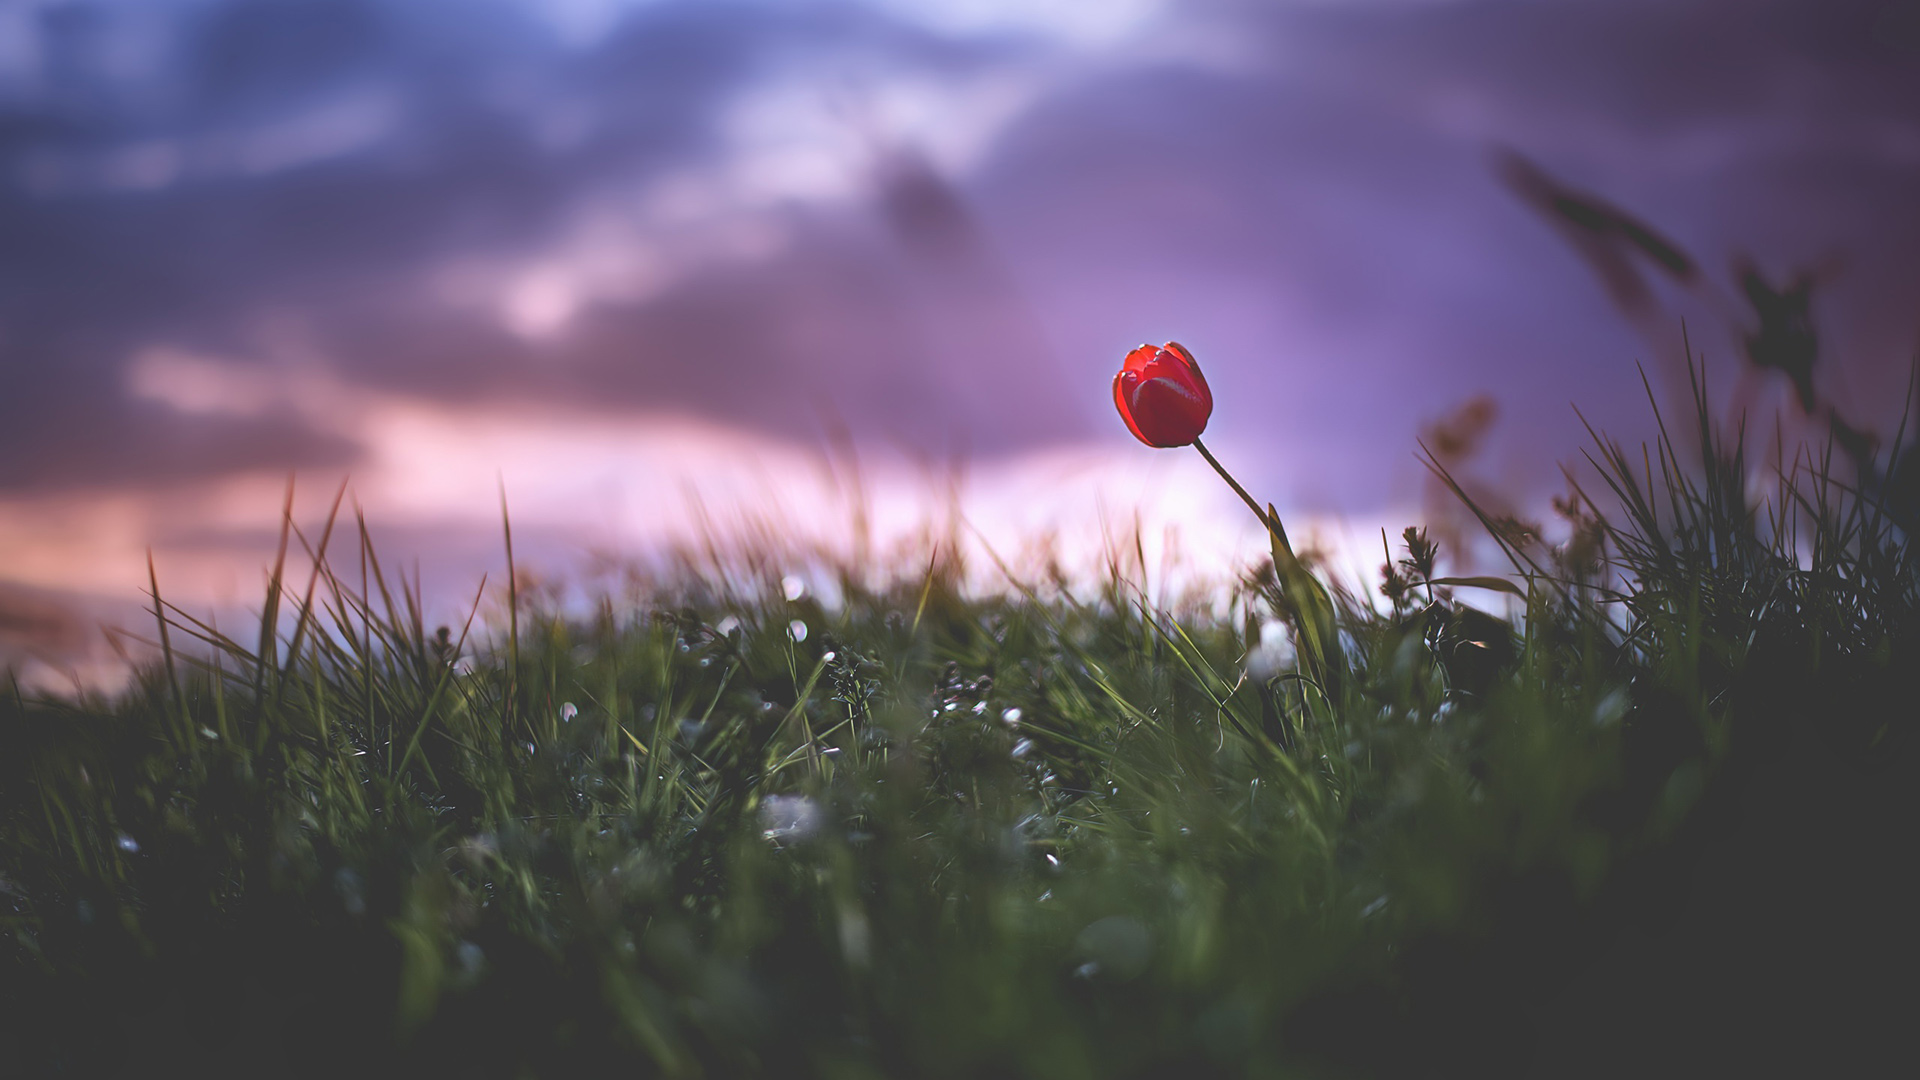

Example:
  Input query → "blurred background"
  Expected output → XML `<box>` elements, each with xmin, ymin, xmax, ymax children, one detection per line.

<box><xmin>2</xmin><ymin>0</ymin><xmax>1918</xmax><ymax>687</ymax></box>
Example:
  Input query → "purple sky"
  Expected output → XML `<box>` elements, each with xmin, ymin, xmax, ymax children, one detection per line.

<box><xmin>3</xmin><ymin>0</ymin><xmax>1918</xmax><ymax>684</ymax></box>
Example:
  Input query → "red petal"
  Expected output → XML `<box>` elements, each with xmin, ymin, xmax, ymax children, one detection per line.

<box><xmin>1137</xmin><ymin>351</ymin><xmax>1214</xmax><ymax>414</ymax></box>
<box><xmin>1161</xmin><ymin>341</ymin><xmax>1201</xmax><ymax>376</ymax></box>
<box><xmin>1114</xmin><ymin>341</ymin><xmax>1213</xmax><ymax>447</ymax></box>
<box><xmin>1127</xmin><ymin>374</ymin><xmax>1211</xmax><ymax>447</ymax></box>
<box><xmin>1144</xmin><ymin>345</ymin><xmax>1205</xmax><ymax>413</ymax></box>
<box><xmin>1113</xmin><ymin>370</ymin><xmax>1152</xmax><ymax>445</ymax></box>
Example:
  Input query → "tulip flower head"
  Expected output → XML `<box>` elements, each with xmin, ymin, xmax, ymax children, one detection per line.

<box><xmin>1107</xmin><ymin>338</ymin><xmax>1339</xmax><ymax>692</ymax></box>
<box><xmin>1113</xmin><ymin>341</ymin><xmax>1213</xmax><ymax>448</ymax></box>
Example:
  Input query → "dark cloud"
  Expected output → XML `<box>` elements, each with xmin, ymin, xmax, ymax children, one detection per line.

<box><xmin>0</xmin><ymin>577</ymin><xmax>140</xmax><ymax>686</ymax></box>
<box><xmin>963</xmin><ymin>0</ymin><xmax>1920</xmax><ymax>502</ymax></box>
<box><xmin>1</xmin><ymin>0</ymin><xmax>1917</xmax><ymax>685</ymax></box>
<box><xmin>0</xmin><ymin>0</ymin><xmax>1059</xmax><ymax>491</ymax></box>
<box><xmin>0</xmin><ymin>580</ymin><xmax>89</xmax><ymax>658</ymax></box>
<box><xmin>0</xmin><ymin>400</ymin><xmax>357</xmax><ymax>491</ymax></box>
<box><xmin>0</xmin><ymin>0</ymin><xmax>1914</xmax><ymax>509</ymax></box>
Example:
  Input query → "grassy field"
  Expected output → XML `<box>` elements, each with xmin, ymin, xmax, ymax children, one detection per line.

<box><xmin>3</xmin><ymin>373</ymin><xmax>1916</xmax><ymax>1078</ymax></box>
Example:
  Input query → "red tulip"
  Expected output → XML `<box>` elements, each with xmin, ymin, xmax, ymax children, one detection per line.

<box><xmin>1113</xmin><ymin>341</ymin><xmax>1213</xmax><ymax>448</ymax></box>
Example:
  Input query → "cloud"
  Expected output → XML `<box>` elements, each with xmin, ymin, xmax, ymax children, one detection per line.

<box><xmin>0</xmin><ymin>0</ymin><xmax>1085</xmax><ymax>495</ymax></box>
<box><xmin>958</xmin><ymin>0</ymin><xmax>1920</xmax><ymax>498</ymax></box>
<box><xmin>3</xmin><ymin>0</ymin><xmax>1919</xmax><ymax>683</ymax></box>
<box><xmin>8</xmin><ymin>0</ymin><xmax>1909</xmax><ymax>497</ymax></box>
<box><xmin>0</xmin><ymin>580</ymin><xmax>88</xmax><ymax>658</ymax></box>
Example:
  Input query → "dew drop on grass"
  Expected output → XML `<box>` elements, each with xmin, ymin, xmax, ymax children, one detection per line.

<box><xmin>335</xmin><ymin>869</ymin><xmax>366</xmax><ymax>916</ymax></box>
<box><xmin>1075</xmin><ymin>916</ymin><xmax>1152</xmax><ymax>980</ymax></box>
<box><xmin>821</xmin><ymin>651</ymin><xmax>836</xmax><ymax>662</ymax></box>
<box><xmin>456</xmin><ymin>941</ymin><xmax>484</xmax><ymax>978</ymax></box>
<box><xmin>782</xmin><ymin>575</ymin><xmax>806</xmax><ymax>601</ymax></box>
<box><xmin>115</xmin><ymin>833</ymin><xmax>138</xmax><ymax>854</ymax></box>
<box><xmin>788</xmin><ymin>620</ymin><xmax>809</xmax><ymax>643</ymax></box>
<box><xmin>760</xmin><ymin>795</ymin><xmax>820</xmax><ymax>841</ymax></box>
<box><xmin>1593</xmin><ymin>688</ymin><xmax>1629</xmax><ymax>727</ymax></box>
<box><xmin>559</xmin><ymin>702</ymin><xmax>578</xmax><ymax>722</ymax></box>
<box><xmin>1001</xmin><ymin>707</ymin><xmax>1022</xmax><ymax>726</ymax></box>
<box><xmin>1011</xmin><ymin>738</ymin><xmax>1033</xmax><ymax>759</ymax></box>
<box><xmin>971</xmin><ymin>701</ymin><xmax>987</xmax><ymax>715</ymax></box>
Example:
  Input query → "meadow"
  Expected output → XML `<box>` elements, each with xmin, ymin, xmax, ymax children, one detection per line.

<box><xmin>2</xmin><ymin>368</ymin><xmax>1915</xmax><ymax>1078</ymax></box>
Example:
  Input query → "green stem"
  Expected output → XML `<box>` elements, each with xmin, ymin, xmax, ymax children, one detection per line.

<box><xmin>1192</xmin><ymin>436</ymin><xmax>1281</xmax><ymax>540</ymax></box>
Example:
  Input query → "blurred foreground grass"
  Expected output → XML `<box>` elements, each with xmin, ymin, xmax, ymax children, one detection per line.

<box><xmin>3</xmin><ymin>377</ymin><xmax>1916</xmax><ymax>1078</ymax></box>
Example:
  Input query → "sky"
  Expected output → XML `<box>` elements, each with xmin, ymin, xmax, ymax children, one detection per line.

<box><xmin>2</xmin><ymin>0</ymin><xmax>1918</xmax><ymax>686</ymax></box>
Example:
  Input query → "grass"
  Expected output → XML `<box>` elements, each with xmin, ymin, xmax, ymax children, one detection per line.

<box><xmin>2</xmin><ymin>364</ymin><xmax>1916</xmax><ymax>1078</ymax></box>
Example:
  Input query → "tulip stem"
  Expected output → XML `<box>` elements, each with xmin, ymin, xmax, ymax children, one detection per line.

<box><xmin>1191</xmin><ymin>436</ymin><xmax>1285</xmax><ymax>543</ymax></box>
